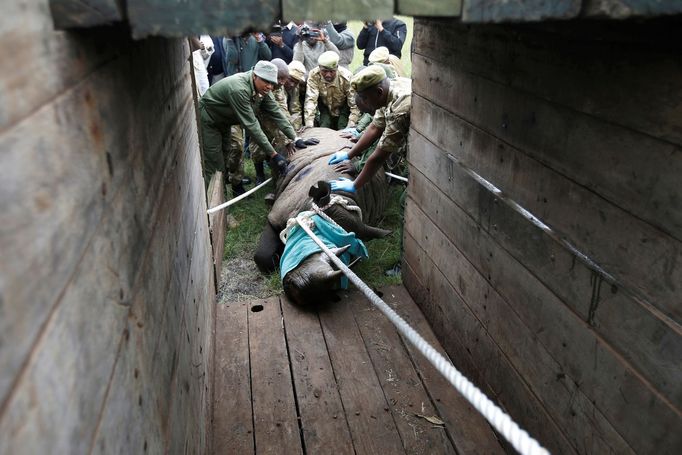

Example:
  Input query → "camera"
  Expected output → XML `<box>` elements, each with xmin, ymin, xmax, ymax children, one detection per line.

<box><xmin>300</xmin><ymin>25</ymin><xmax>322</xmax><ymax>39</ymax></box>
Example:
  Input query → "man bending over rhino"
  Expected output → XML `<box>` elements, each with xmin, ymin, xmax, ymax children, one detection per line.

<box><xmin>327</xmin><ymin>65</ymin><xmax>411</xmax><ymax>192</ymax></box>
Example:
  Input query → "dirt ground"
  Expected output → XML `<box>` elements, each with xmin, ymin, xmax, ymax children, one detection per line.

<box><xmin>216</xmin><ymin>257</ymin><xmax>276</xmax><ymax>304</ymax></box>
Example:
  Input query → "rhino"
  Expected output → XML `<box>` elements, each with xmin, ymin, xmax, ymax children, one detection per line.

<box><xmin>254</xmin><ymin>127</ymin><xmax>391</xmax><ymax>304</ymax></box>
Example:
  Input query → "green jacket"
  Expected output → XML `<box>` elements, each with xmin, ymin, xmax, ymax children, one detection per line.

<box><xmin>200</xmin><ymin>71</ymin><xmax>296</xmax><ymax>157</ymax></box>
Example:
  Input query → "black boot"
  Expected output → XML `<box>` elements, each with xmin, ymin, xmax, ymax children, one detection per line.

<box><xmin>231</xmin><ymin>182</ymin><xmax>246</xmax><ymax>197</ymax></box>
<box><xmin>255</xmin><ymin>161</ymin><xmax>266</xmax><ymax>185</ymax></box>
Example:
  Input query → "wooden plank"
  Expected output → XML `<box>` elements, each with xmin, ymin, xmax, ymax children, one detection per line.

<box><xmin>282</xmin><ymin>0</ymin><xmax>393</xmax><ymax>24</ymax></box>
<box><xmin>412</xmin><ymin>18</ymin><xmax>682</xmax><ymax>146</ymax></box>
<box><xmin>583</xmin><ymin>0</ymin><xmax>682</xmax><ymax>18</ymax></box>
<box><xmin>405</xmin><ymin>163</ymin><xmax>682</xmax><ymax>454</ymax></box>
<box><xmin>280</xmin><ymin>298</ymin><xmax>354</xmax><ymax>454</ymax></box>
<box><xmin>410</xmin><ymin>55</ymin><xmax>682</xmax><ymax>321</ymax></box>
<box><xmin>398</xmin><ymin>0</ymin><xmax>461</xmax><ymax>17</ymax></box>
<box><xmin>382</xmin><ymin>285</ymin><xmax>505</xmax><ymax>455</ymax></box>
<box><xmin>349</xmin><ymin>291</ymin><xmax>458</xmax><ymax>454</ymax></box>
<box><xmin>49</xmin><ymin>0</ymin><xmax>123</xmax><ymax>28</ymax></box>
<box><xmin>408</xmin><ymin>129</ymin><xmax>682</xmax><ymax>410</ymax></box>
<box><xmin>208</xmin><ymin>171</ymin><xmax>226</xmax><ymax>292</ymax></box>
<box><xmin>462</xmin><ymin>0</ymin><xmax>581</xmax><ymax>22</ymax></box>
<box><xmin>127</xmin><ymin>0</ymin><xmax>279</xmax><ymax>39</ymax></box>
<box><xmin>401</xmin><ymin>249</ymin><xmax>575</xmax><ymax>454</ymax></box>
<box><xmin>249</xmin><ymin>297</ymin><xmax>303</xmax><ymax>455</ymax></box>
<box><xmin>212</xmin><ymin>302</ymin><xmax>254</xmax><ymax>453</ymax></box>
<box><xmin>405</xmin><ymin>201</ymin><xmax>634</xmax><ymax>454</ymax></box>
<box><xmin>0</xmin><ymin>2</ymin><xmax>126</xmax><ymax>133</ymax></box>
<box><xmin>318</xmin><ymin>297</ymin><xmax>406</xmax><ymax>455</ymax></box>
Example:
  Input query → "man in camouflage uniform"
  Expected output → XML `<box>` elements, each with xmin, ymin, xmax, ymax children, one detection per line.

<box><xmin>286</xmin><ymin>60</ymin><xmax>307</xmax><ymax>131</ymax></box>
<box><xmin>199</xmin><ymin>60</ymin><xmax>297</xmax><ymax>195</ymax></box>
<box><xmin>327</xmin><ymin>65</ymin><xmax>411</xmax><ymax>193</ymax></box>
<box><xmin>304</xmin><ymin>51</ymin><xmax>359</xmax><ymax>131</ymax></box>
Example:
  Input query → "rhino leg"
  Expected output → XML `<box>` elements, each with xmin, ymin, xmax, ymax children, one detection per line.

<box><xmin>254</xmin><ymin>222</ymin><xmax>284</xmax><ymax>274</ymax></box>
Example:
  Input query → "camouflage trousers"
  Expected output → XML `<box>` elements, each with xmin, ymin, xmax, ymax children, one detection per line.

<box><xmin>317</xmin><ymin>103</ymin><xmax>350</xmax><ymax>131</ymax></box>
<box><xmin>248</xmin><ymin>115</ymin><xmax>289</xmax><ymax>164</ymax></box>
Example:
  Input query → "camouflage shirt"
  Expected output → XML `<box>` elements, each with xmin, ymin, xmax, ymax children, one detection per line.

<box><xmin>286</xmin><ymin>84</ymin><xmax>304</xmax><ymax>130</ymax></box>
<box><xmin>372</xmin><ymin>77</ymin><xmax>411</xmax><ymax>154</ymax></box>
<box><xmin>304</xmin><ymin>66</ymin><xmax>359</xmax><ymax>128</ymax></box>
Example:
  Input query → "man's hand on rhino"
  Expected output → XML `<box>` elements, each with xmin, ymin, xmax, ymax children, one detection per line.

<box><xmin>284</xmin><ymin>142</ymin><xmax>297</xmax><ymax>157</ymax></box>
<box><xmin>330</xmin><ymin>177</ymin><xmax>356</xmax><ymax>193</ymax></box>
<box><xmin>333</xmin><ymin>160</ymin><xmax>357</xmax><ymax>176</ymax></box>
<box><xmin>340</xmin><ymin>127</ymin><xmax>361</xmax><ymax>140</ymax></box>
<box><xmin>270</xmin><ymin>153</ymin><xmax>289</xmax><ymax>177</ymax></box>
<box><xmin>328</xmin><ymin>151</ymin><xmax>349</xmax><ymax>164</ymax></box>
<box><xmin>294</xmin><ymin>137</ymin><xmax>320</xmax><ymax>149</ymax></box>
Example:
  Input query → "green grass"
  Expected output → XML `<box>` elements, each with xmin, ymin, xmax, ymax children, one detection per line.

<box><xmin>347</xmin><ymin>16</ymin><xmax>414</xmax><ymax>77</ymax></box>
<box><xmin>224</xmin><ymin>160</ymin><xmax>404</xmax><ymax>293</ymax></box>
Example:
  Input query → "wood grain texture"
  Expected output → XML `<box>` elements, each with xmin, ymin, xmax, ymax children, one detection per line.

<box><xmin>412</xmin><ymin>18</ymin><xmax>682</xmax><ymax>146</ymax></box>
<box><xmin>208</xmin><ymin>171</ymin><xmax>226</xmax><ymax>292</ymax></box>
<box><xmin>212</xmin><ymin>302</ymin><xmax>254</xmax><ymax>454</ymax></box>
<box><xmin>407</xmin><ymin>128</ymin><xmax>682</xmax><ymax>409</ymax></box>
<box><xmin>249</xmin><ymin>297</ymin><xmax>303</xmax><ymax>455</ymax></box>
<box><xmin>49</xmin><ymin>0</ymin><xmax>123</xmax><ymax>28</ymax></box>
<box><xmin>350</xmin><ymin>293</ymin><xmax>458</xmax><ymax>454</ymax></box>
<box><xmin>382</xmin><ymin>286</ymin><xmax>505</xmax><ymax>455</ymax></box>
<box><xmin>411</xmin><ymin>53</ymin><xmax>682</xmax><ymax>323</ymax></box>
<box><xmin>318</xmin><ymin>297</ymin><xmax>406</xmax><ymax>455</ymax></box>
<box><xmin>401</xmin><ymin>252</ymin><xmax>575</xmax><ymax>454</ymax></box>
<box><xmin>398</xmin><ymin>0</ymin><xmax>461</xmax><ymax>17</ymax></box>
<box><xmin>127</xmin><ymin>0</ymin><xmax>279</xmax><ymax>38</ymax></box>
<box><xmin>282</xmin><ymin>0</ymin><xmax>393</xmax><ymax>23</ymax></box>
<box><xmin>462</xmin><ymin>0</ymin><xmax>581</xmax><ymax>22</ymax></box>
<box><xmin>280</xmin><ymin>298</ymin><xmax>355</xmax><ymax>454</ymax></box>
<box><xmin>583</xmin><ymin>0</ymin><xmax>682</xmax><ymax>17</ymax></box>
<box><xmin>405</xmin><ymin>159</ymin><xmax>682</xmax><ymax>453</ymax></box>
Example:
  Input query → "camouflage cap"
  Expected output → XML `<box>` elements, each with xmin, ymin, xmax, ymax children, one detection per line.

<box><xmin>288</xmin><ymin>60</ymin><xmax>306</xmax><ymax>82</ymax></box>
<box><xmin>318</xmin><ymin>51</ymin><xmax>339</xmax><ymax>69</ymax></box>
<box><xmin>351</xmin><ymin>65</ymin><xmax>386</xmax><ymax>92</ymax></box>
<box><xmin>368</xmin><ymin>46</ymin><xmax>390</xmax><ymax>63</ymax></box>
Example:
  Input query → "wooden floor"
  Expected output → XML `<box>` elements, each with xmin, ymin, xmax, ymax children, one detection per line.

<box><xmin>211</xmin><ymin>285</ymin><xmax>505</xmax><ymax>454</ymax></box>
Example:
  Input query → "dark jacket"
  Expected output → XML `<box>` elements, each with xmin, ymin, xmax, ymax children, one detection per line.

<box><xmin>267</xmin><ymin>37</ymin><xmax>294</xmax><ymax>63</ymax></box>
<box><xmin>356</xmin><ymin>19</ymin><xmax>407</xmax><ymax>65</ymax></box>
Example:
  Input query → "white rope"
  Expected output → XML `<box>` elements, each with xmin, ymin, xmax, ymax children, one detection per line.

<box><xmin>385</xmin><ymin>171</ymin><xmax>408</xmax><ymax>183</ymax></box>
<box><xmin>295</xmin><ymin>214</ymin><xmax>550</xmax><ymax>455</ymax></box>
<box><xmin>206</xmin><ymin>178</ymin><xmax>272</xmax><ymax>214</ymax></box>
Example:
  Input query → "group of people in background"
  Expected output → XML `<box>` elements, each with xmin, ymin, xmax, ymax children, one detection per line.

<box><xmin>191</xmin><ymin>17</ymin><xmax>410</xmax><ymax>199</ymax></box>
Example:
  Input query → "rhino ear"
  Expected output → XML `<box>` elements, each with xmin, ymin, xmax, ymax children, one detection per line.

<box><xmin>330</xmin><ymin>244</ymin><xmax>351</xmax><ymax>256</ymax></box>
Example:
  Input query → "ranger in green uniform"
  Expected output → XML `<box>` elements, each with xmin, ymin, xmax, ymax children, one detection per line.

<box><xmin>304</xmin><ymin>51</ymin><xmax>360</xmax><ymax>130</ymax></box>
<box><xmin>327</xmin><ymin>65</ymin><xmax>411</xmax><ymax>192</ymax></box>
<box><xmin>199</xmin><ymin>60</ymin><xmax>296</xmax><ymax>194</ymax></box>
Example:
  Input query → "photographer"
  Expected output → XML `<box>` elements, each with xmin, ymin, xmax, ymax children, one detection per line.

<box><xmin>357</xmin><ymin>18</ymin><xmax>407</xmax><ymax>66</ymax></box>
<box><xmin>323</xmin><ymin>21</ymin><xmax>355</xmax><ymax>68</ymax></box>
<box><xmin>292</xmin><ymin>24</ymin><xmax>340</xmax><ymax>73</ymax></box>
<box><xmin>266</xmin><ymin>23</ymin><xmax>294</xmax><ymax>63</ymax></box>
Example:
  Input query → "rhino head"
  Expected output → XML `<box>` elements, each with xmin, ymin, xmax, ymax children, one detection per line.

<box><xmin>282</xmin><ymin>245</ymin><xmax>356</xmax><ymax>305</ymax></box>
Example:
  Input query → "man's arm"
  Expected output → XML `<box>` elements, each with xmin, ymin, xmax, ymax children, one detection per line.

<box><xmin>256</xmin><ymin>37</ymin><xmax>272</xmax><ymax>61</ymax></box>
<box><xmin>347</xmin><ymin>123</ymin><xmax>383</xmax><ymax>160</ymax></box>
<box><xmin>303</xmin><ymin>74</ymin><xmax>320</xmax><ymax>128</ymax></box>
<box><xmin>346</xmin><ymin>82</ymin><xmax>360</xmax><ymax>126</ymax></box>
<box><xmin>324</xmin><ymin>23</ymin><xmax>354</xmax><ymax>50</ymax></box>
<box><xmin>261</xmin><ymin>93</ymin><xmax>297</xmax><ymax>141</ymax></box>
<box><xmin>225</xmin><ymin>89</ymin><xmax>277</xmax><ymax>157</ymax></box>
<box><xmin>356</xmin><ymin>25</ymin><xmax>370</xmax><ymax>50</ymax></box>
<box><xmin>381</xmin><ymin>21</ymin><xmax>407</xmax><ymax>55</ymax></box>
<box><xmin>353</xmin><ymin>143</ymin><xmax>391</xmax><ymax>190</ymax></box>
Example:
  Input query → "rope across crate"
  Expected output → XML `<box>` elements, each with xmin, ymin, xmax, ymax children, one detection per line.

<box><xmin>293</xmin><ymin>207</ymin><xmax>550</xmax><ymax>455</ymax></box>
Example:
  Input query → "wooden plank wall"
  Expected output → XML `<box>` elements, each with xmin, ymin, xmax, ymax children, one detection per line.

<box><xmin>0</xmin><ymin>1</ymin><xmax>214</xmax><ymax>453</ymax></box>
<box><xmin>404</xmin><ymin>17</ymin><xmax>682</xmax><ymax>454</ymax></box>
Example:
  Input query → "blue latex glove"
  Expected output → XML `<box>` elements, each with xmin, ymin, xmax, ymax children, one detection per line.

<box><xmin>330</xmin><ymin>177</ymin><xmax>356</xmax><ymax>193</ymax></box>
<box><xmin>328</xmin><ymin>151</ymin><xmax>349</xmax><ymax>165</ymax></box>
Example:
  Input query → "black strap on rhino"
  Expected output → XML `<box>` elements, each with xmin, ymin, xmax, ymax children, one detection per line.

<box><xmin>308</xmin><ymin>180</ymin><xmax>331</xmax><ymax>207</ymax></box>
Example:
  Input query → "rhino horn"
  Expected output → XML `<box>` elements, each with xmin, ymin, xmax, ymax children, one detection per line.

<box><xmin>330</xmin><ymin>244</ymin><xmax>351</xmax><ymax>256</ymax></box>
<box><xmin>326</xmin><ymin>270</ymin><xmax>344</xmax><ymax>281</ymax></box>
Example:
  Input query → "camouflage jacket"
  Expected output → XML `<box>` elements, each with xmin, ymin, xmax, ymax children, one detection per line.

<box><xmin>304</xmin><ymin>66</ymin><xmax>359</xmax><ymax>128</ymax></box>
<box><xmin>286</xmin><ymin>84</ymin><xmax>304</xmax><ymax>130</ymax></box>
<box><xmin>372</xmin><ymin>77</ymin><xmax>411</xmax><ymax>154</ymax></box>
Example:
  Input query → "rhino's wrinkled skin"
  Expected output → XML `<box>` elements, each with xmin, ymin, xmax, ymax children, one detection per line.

<box><xmin>254</xmin><ymin>128</ymin><xmax>391</xmax><ymax>304</ymax></box>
